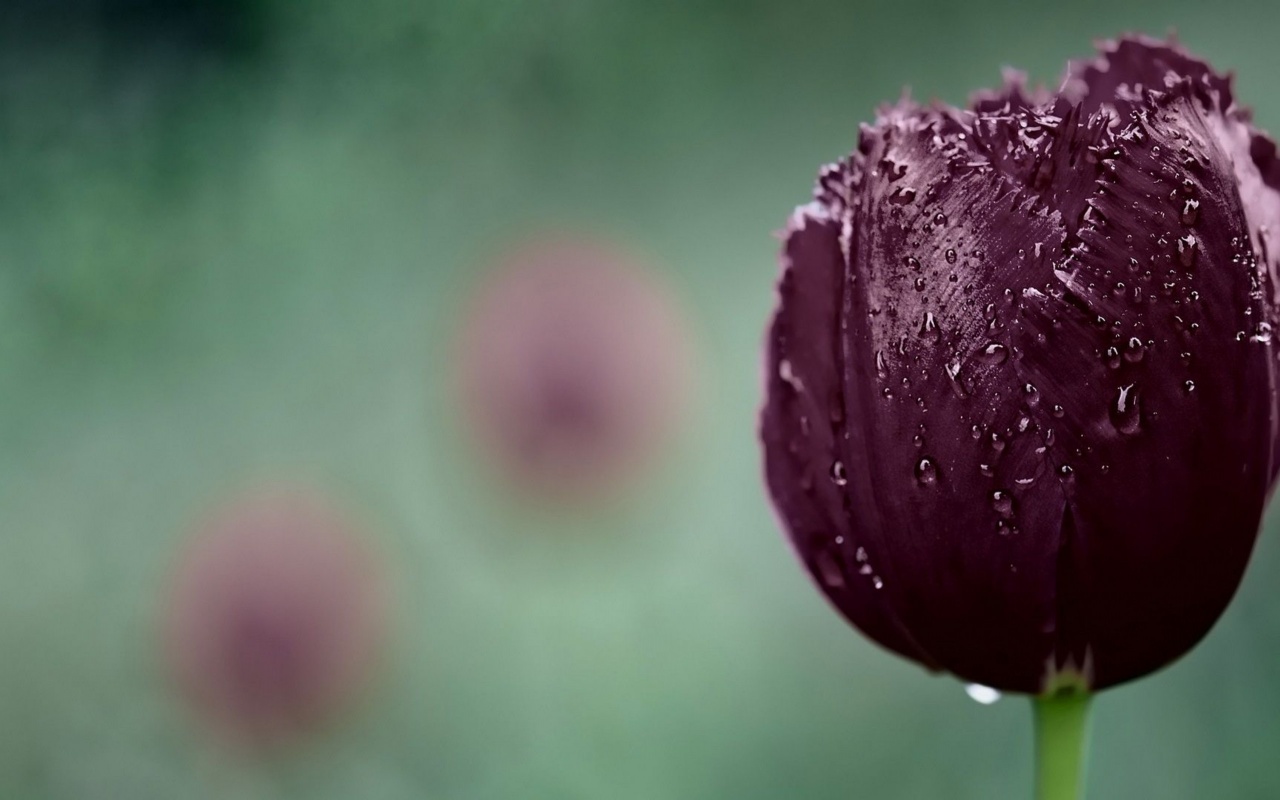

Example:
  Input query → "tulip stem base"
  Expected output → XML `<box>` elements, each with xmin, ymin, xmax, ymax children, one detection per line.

<box><xmin>1033</xmin><ymin>690</ymin><xmax>1092</xmax><ymax>800</ymax></box>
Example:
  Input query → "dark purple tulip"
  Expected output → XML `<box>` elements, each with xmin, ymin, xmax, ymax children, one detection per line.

<box><xmin>162</xmin><ymin>488</ymin><xmax>388</xmax><ymax>747</ymax></box>
<box><xmin>762</xmin><ymin>36</ymin><xmax>1280</xmax><ymax>694</ymax></box>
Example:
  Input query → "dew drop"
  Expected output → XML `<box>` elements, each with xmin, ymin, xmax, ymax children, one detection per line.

<box><xmin>1105</xmin><ymin>346</ymin><xmax>1122</xmax><ymax>369</ymax></box>
<box><xmin>1110</xmin><ymin>383</ymin><xmax>1142</xmax><ymax>436</ymax></box>
<box><xmin>875</xmin><ymin>350</ymin><xmax>888</xmax><ymax>379</ymax></box>
<box><xmin>1177</xmin><ymin>234</ymin><xmax>1198</xmax><ymax>267</ymax></box>
<box><xmin>1251</xmin><ymin>322</ymin><xmax>1273</xmax><ymax>344</ymax></box>
<box><xmin>914</xmin><ymin>277</ymin><xmax>927</xmax><ymax>292</ymax></box>
<box><xmin>992</xmin><ymin>490</ymin><xmax>1015</xmax><ymax>519</ymax></box>
<box><xmin>830</xmin><ymin>461</ymin><xmax>849</xmax><ymax>486</ymax></box>
<box><xmin>888</xmin><ymin>186</ymin><xmax>917</xmax><ymax>205</ymax></box>
<box><xmin>915</xmin><ymin>457</ymin><xmax>938</xmax><ymax>486</ymax></box>
<box><xmin>945</xmin><ymin>248</ymin><xmax>958</xmax><ymax>264</ymax></box>
<box><xmin>779</xmin><ymin>358</ymin><xmax>804</xmax><ymax>390</ymax></box>
<box><xmin>815</xmin><ymin>550</ymin><xmax>845</xmax><ymax>588</ymax></box>
<box><xmin>1184</xmin><ymin>379</ymin><xmax>1196</xmax><ymax>393</ymax></box>
<box><xmin>946</xmin><ymin>359</ymin><xmax>968</xmax><ymax>398</ymax></box>
<box><xmin>1181</xmin><ymin>198</ymin><xmax>1200</xmax><ymax>225</ymax></box>
<box><xmin>1023</xmin><ymin>383</ymin><xmax>1041</xmax><ymax>408</ymax></box>
<box><xmin>934</xmin><ymin>211</ymin><xmax>947</xmax><ymax>226</ymax></box>
<box><xmin>1123</xmin><ymin>337</ymin><xmax>1146</xmax><ymax>363</ymax></box>
<box><xmin>919</xmin><ymin>312</ymin><xmax>941</xmax><ymax>342</ymax></box>
<box><xmin>1051</xmin><ymin>404</ymin><xmax>1065</xmax><ymax>418</ymax></box>
<box><xmin>977</xmin><ymin>342</ymin><xmax>1009</xmax><ymax>365</ymax></box>
<box><xmin>905</xmin><ymin>256</ymin><xmax>922</xmax><ymax>271</ymax></box>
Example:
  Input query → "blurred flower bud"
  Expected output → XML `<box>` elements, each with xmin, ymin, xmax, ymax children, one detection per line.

<box><xmin>162</xmin><ymin>488</ymin><xmax>388</xmax><ymax>747</ymax></box>
<box><xmin>457</xmin><ymin>235</ymin><xmax>693</xmax><ymax>502</ymax></box>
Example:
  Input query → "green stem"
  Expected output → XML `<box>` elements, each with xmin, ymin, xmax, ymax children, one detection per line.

<box><xmin>1033</xmin><ymin>691</ymin><xmax>1093</xmax><ymax>800</ymax></box>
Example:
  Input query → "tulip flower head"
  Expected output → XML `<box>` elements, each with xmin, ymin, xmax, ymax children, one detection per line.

<box><xmin>762</xmin><ymin>36</ymin><xmax>1280</xmax><ymax>695</ymax></box>
<box><xmin>161</xmin><ymin>489</ymin><xmax>388</xmax><ymax>748</ymax></box>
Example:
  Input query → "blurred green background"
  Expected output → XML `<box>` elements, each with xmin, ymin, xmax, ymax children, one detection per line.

<box><xmin>3</xmin><ymin>1</ymin><xmax>1280</xmax><ymax>797</ymax></box>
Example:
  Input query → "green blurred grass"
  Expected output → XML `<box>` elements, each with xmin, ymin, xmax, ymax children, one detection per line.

<box><xmin>3</xmin><ymin>1</ymin><xmax>1280</xmax><ymax>798</ymax></box>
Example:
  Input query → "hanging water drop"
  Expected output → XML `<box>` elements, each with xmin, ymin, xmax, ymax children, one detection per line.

<box><xmin>965</xmin><ymin>684</ymin><xmax>1003</xmax><ymax>705</ymax></box>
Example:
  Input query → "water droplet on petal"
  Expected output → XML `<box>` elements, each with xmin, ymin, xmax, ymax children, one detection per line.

<box><xmin>1177</xmin><ymin>234</ymin><xmax>1197</xmax><ymax>267</ymax></box>
<box><xmin>1124</xmin><ymin>337</ymin><xmax>1146</xmax><ymax>363</ymax></box>
<box><xmin>888</xmin><ymin>186</ymin><xmax>917</xmax><ymax>205</ymax></box>
<box><xmin>919</xmin><ymin>312</ymin><xmax>941</xmax><ymax>342</ymax></box>
<box><xmin>1181</xmin><ymin>198</ymin><xmax>1200</xmax><ymax>225</ymax></box>
<box><xmin>1110</xmin><ymin>383</ymin><xmax>1142</xmax><ymax>436</ymax></box>
<box><xmin>779</xmin><ymin>359</ymin><xmax>803</xmax><ymax>390</ymax></box>
<box><xmin>814</xmin><ymin>550</ymin><xmax>845</xmax><ymax>588</ymax></box>
<box><xmin>977</xmin><ymin>342</ymin><xmax>1008</xmax><ymax>365</ymax></box>
<box><xmin>1104</xmin><ymin>346</ymin><xmax>1122</xmax><ymax>369</ymax></box>
<box><xmin>915</xmin><ymin>457</ymin><xmax>938</xmax><ymax>486</ymax></box>
<box><xmin>992</xmin><ymin>490</ymin><xmax>1015</xmax><ymax>519</ymax></box>
<box><xmin>945</xmin><ymin>248</ymin><xmax>958</xmax><ymax>264</ymax></box>
<box><xmin>1023</xmin><ymin>383</ymin><xmax>1040</xmax><ymax>408</ymax></box>
<box><xmin>830</xmin><ymin>461</ymin><xmax>848</xmax><ymax>486</ymax></box>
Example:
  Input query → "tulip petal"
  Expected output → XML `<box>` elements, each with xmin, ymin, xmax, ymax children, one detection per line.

<box><xmin>763</xmin><ymin>200</ymin><xmax>941</xmax><ymax>669</ymax></box>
